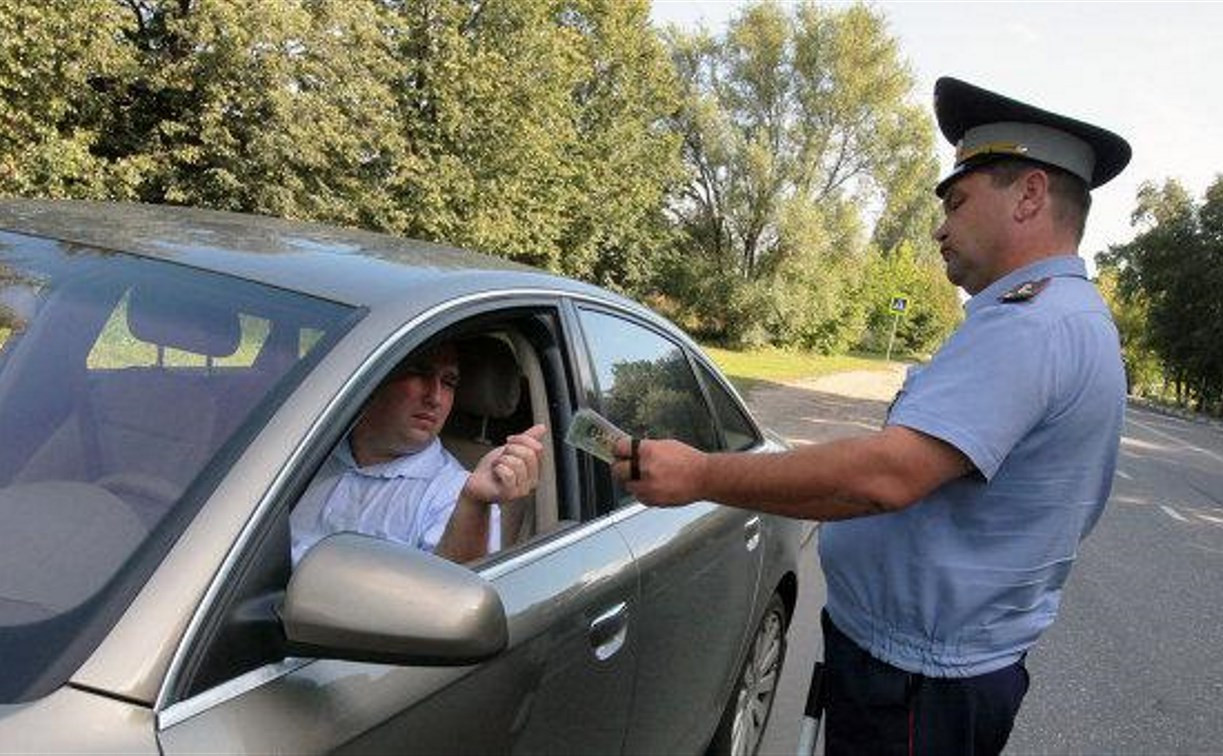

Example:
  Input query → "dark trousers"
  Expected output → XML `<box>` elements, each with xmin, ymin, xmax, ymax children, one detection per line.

<box><xmin>821</xmin><ymin>610</ymin><xmax>1029</xmax><ymax>756</ymax></box>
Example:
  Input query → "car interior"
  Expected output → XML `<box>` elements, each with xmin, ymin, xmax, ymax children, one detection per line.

<box><xmin>0</xmin><ymin>280</ymin><xmax>258</xmax><ymax>626</ymax></box>
<box><xmin>172</xmin><ymin>314</ymin><xmax>579</xmax><ymax>700</ymax></box>
<box><xmin>8</xmin><ymin>277</ymin><xmax>329</xmax><ymax>521</ymax></box>
<box><xmin>16</xmin><ymin>283</ymin><xmax>243</xmax><ymax>521</ymax></box>
<box><xmin>0</xmin><ymin>252</ymin><xmax>355</xmax><ymax>703</ymax></box>
<box><xmin>441</xmin><ymin>330</ymin><xmax>561</xmax><ymax>549</ymax></box>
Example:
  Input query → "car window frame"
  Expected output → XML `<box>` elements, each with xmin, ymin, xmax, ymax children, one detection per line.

<box><xmin>156</xmin><ymin>291</ymin><xmax>596</xmax><ymax>720</ymax></box>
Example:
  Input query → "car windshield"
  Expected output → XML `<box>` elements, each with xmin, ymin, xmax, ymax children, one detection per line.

<box><xmin>0</xmin><ymin>230</ymin><xmax>357</xmax><ymax>703</ymax></box>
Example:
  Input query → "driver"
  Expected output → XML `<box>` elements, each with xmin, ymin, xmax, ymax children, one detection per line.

<box><xmin>290</xmin><ymin>340</ymin><xmax>547</xmax><ymax>564</ymax></box>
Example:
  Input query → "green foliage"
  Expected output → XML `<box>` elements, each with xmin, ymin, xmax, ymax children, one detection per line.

<box><xmin>0</xmin><ymin>1</ymin><xmax>133</xmax><ymax>197</ymax></box>
<box><xmin>123</xmin><ymin>1</ymin><xmax>410</xmax><ymax>221</ymax></box>
<box><xmin>2</xmin><ymin>0</ymin><xmax>962</xmax><ymax>357</ymax></box>
<box><xmin>659</xmin><ymin>0</ymin><xmax>943</xmax><ymax>350</ymax></box>
<box><xmin>552</xmin><ymin>0</ymin><xmax>685</xmax><ymax>290</ymax></box>
<box><xmin>0</xmin><ymin>0</ymin><xmax>681</xmax><ymax>295</ymax></box>
<box><xmin>1094</xmin><ymin>266</ymin><xmax>1161</xmax><ymax>396</ymax></box>
<box><xmin>0</xmin><ymin>0</ymin><xmax>414</xmax><ymax>216</ymax></box>
<box><xmin>857</xmin><ymin>241</ymin><xmax>961</xmax><ymax>356</ymax></box>
<box><xmin>1101</xmin><ymin>177</ymin><xmax>1223</xmax><ymax>413</ymax></box>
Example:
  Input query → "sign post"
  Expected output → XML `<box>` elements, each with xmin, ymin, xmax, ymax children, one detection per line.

<box><xmin>886</xmin><ymin>296</ymin><xmax>908</xmax><ymax>362</ymax></box>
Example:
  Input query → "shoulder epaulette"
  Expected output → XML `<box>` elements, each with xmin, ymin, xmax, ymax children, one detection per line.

<box><xmin>999</xmin><ymin>277</ymin><xmax>1051</xmax><ymax>303</ymax></box>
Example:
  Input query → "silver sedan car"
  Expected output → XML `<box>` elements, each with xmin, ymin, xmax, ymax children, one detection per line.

<box><xmin>0</xmin><ymin>200</ymin><xmax>801</xmax><ymax>755</ymax></box>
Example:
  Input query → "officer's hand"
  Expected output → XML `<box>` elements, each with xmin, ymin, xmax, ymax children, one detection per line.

<box><xmin>611</xmin><ymin>437</ymin><xmax>707</xmax><ymax>507</ymax></box>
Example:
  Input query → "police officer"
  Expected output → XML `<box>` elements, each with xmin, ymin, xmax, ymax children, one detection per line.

<box><xmin>612</xmin><ymin>76</ymin><xmax>1131</xmax><ymax>755</ymax></box>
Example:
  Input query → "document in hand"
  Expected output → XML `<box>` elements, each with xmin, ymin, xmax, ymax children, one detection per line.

<box><xmin>564</xmin><ymin>408</ymin><xmax>630</xmax><ymax>464</ymax></box>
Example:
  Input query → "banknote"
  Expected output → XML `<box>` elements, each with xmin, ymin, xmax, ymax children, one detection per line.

<box><xmin>564</xmin><ymin>408</ymin><xmax>630</xmax><ymax>464</ymax></box>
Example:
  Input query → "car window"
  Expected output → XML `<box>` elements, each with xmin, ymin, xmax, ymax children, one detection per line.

<box><xmin>178</xmin><ymin>313</ymin><xmax>570</xmax><ymax>699</ymax></box>
<box><xmin>577</xmin><ymin>308</ymin><xmax>717</xmax><ymax>452</ymax></box>
<box><xmin>288</xmin><ymin>318</ymin><xmax>561</xmax><ymax>565</ymax></box>
<box><xmin>0</xmin><ymin>231</ymin><xmax>358</xmax><ymax>704</ymax></box>
<box><xmin>693</xmin><ymin>358</ymin><xmax>761</xmax><ymax>451</ymax></box>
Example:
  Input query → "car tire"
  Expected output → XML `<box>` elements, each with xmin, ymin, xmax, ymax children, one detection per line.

<box><xmin>708</xmin><ymin>591</ymin><xmax>788</xmax><ymax>756</ymax></box>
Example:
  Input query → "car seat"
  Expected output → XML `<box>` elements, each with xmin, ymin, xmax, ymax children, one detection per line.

<box><xmin>443</xmin><ymin>335</ymin><xmax>534</xmax><ymax>548</ymax></box>
<box><xmin>16</xmin><ymin>283</ymin><xmax>240</xmax><ymax>525</ymax></box>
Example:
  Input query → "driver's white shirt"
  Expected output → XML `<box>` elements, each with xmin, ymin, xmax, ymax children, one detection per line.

<box><xmin>289</xmin><ymin>436</ymin><xmax>499</xmax><ymax>564</ymax></box>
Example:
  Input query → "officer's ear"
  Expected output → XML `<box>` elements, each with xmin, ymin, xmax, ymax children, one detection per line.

<box><xmin>1012</xmin><ymin>168</ymin><xmax>1049</xmax><ymax>224</ymax></box>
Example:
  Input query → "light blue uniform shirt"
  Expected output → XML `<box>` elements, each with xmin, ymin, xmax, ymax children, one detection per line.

<box><xmin>819</xmin><ymin>255</ymin><xmax>1125</xmax><ymax>678</ymax></box>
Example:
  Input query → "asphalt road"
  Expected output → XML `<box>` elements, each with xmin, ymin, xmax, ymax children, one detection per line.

<box><xmin>746</xmin><ymin>378</ymin><xmax>1223</xmax><ymax>756</ymax></box>
<box><xmin>1008</xmin><ymin>406</ymin><xmax>1223</xmax><ymax>755</ymax></box>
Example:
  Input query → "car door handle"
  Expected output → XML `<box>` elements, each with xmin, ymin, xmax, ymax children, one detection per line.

<box><xmin>744</xmin><ymin>515</ymin><xmax>762</xmax><ymax>551</ymax></box>
<box><xmin>589</xmin><ymin>601</ymin><xmax>629</xmax><ymax>661</ymax></box>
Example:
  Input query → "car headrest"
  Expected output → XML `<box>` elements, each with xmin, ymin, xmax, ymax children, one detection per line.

<box><xmin>455</xmin><ymin>336</ymin><xmax>520</xmax><ymax>419</ymax></box>
<box><xmin>126</xmin><ymin>284</ymin><xmax>241</xmax><ymax>358</ymax></box>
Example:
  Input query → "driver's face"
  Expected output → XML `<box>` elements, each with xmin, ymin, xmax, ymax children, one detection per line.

<box><xmin>366</xmin><ymin>344</ymin><xmax>460</xmax><ymax>454</ymax></box>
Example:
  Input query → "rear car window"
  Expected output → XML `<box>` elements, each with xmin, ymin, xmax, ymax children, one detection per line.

<box><xmin>0</xmin><ymin>230</ymin><xmax>358</xmax><ymax>703</ymax></box>
<box><xmin>693</xmin><ymin>359</ymin><xmax>761</xmax><ymax>451</ymax></box>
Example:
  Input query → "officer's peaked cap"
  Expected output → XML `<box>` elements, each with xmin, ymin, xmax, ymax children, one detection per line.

<box><xmin>934</xmin><ymin>77</ymin><xmax>1131</xmax><ymax>197</ymax></box>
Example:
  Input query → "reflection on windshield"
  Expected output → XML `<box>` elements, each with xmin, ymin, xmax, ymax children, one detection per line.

<box><xmin>0</xmin><ymin>261</ymin><xmax>43</xmax><ymax>352</ymax></box>
<box><xmin>0</xmin><ymin>311</ymin><xmax>13</xmax><ymax>350</ymax></box>
<box><xmin>0</xmin><ymin>231</ymin><xmax>357</xmax><ymax>704</ymax></box>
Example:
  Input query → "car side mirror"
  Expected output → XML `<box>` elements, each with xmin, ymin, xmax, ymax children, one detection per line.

<box><xmin>281</xmin><ymin>533</ymin><xmax>508</xmax><ymax>665</ymax></box>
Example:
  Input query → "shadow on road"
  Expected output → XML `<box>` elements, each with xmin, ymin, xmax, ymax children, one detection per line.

<box><xmin>742</xmin><ymin>380</ymin><xmax>893</xmax><ymax>756</ymax></box>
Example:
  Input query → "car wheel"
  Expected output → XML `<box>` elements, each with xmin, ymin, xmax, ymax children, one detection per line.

<box><xmin>709</xmin><ymin>591</ymin><xmax>788</xmax><ymax>756</ymax></box>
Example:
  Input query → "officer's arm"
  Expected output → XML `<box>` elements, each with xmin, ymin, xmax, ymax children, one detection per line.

<box><xmin>615</xmin><ymin>426</ymin><xmax>972</xmax><ymax>521</ymax></box>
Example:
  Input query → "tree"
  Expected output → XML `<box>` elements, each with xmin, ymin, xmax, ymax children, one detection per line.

<box><xmin>659</xmin><ymin>0</ymin><xmax>950</xmax><ymax>350</ymax></box>
<box><xmin>0</xmin><ymin>1</ymin><xmax>133</xmax><ymax>197</ymax></box>
<box><xmin>1094</xmin><ymin>265</ymin><xmax>1160</xmax><ymax>395</ymax></box>
<box><xmin>857</xmin><ymin>241</ymin><xmax>961</xmax><ymax>357</ymax></box>
<box><xmin>0</xmin><ymin>0</ymin><xmax>413</xmax><ymax>219</ymax></box>
<box><xmin>1102</xmin><ymin>177</ymin><xmax>1223</xmax><ymax>413</ymax></box>
<box><xmin>113</xmin><ymin>0</ymin><xmax>411</xmax><ymax>223</ymax></box>
<box><xmin>0</xmin><ymin>0</ymin><xmax>682</xmax><ymax>293</ymax></box>
<box><xmin>553</xmin><ymin>0</ymin><xmax>684</xmax><ymax>290</ymax></box>
<box><xmin>371</xmin><ymin>0</ymin><xmax>681</xmax><ymax>286</ymax></box>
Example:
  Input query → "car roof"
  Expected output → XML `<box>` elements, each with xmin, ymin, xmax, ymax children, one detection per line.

<box><xmin>0</xmin><ymin>199</ymin><xmax>629</xmax><ymax>313</ymax></box>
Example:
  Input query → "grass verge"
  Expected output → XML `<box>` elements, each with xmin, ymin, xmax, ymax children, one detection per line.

<box><xmin>699</xmin><ymin>345</ymin><xmax>896</xmax><ymax>395</ymax></box>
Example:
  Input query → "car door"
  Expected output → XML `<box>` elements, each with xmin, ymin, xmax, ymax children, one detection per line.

<box><xmin>156</xmin><ymin>303</ymin><xmax>640</xmax><ymax>754</ymax></box>
<box><xmin>571</xmin><ymin>306</ymin><xmax>765</xmax><ymax>754</ymax></box>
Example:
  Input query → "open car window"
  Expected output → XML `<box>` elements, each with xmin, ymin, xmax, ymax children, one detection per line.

<box><xmin>0</xmin><ymin>230</ymin><xmax>358</xmax><ymax>704</ymax></box>
<box><xmin>176</xmin><ymin>309</ymin><xmax>571</xmax><ymax>700</ymax></box>
<box><xmin>287</xmin><ymin>314</ymin><xmax>565</xmax><ymax>570</ymax></box>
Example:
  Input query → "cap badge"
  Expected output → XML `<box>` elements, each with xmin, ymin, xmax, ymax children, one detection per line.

<box><xmin>956</xmin><ymin>140</ymin><xmax>1030</xmax><ymax>165</ymax></box>
<box><xmin>999</xmin><ymin>277</ymin><xmax>1051</xmax><ymax>303</ymax></box>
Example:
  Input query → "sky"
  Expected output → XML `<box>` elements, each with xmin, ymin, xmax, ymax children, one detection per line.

<box><xmin>650</xmin><ymin>0</ymin><xmax>1223</xmax><ymax>264</ymax></box>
